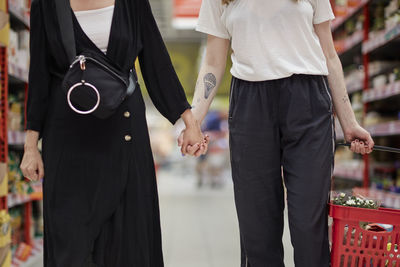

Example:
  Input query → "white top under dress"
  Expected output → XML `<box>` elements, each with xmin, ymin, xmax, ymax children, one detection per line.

<box><xmin>196</xmin><ymin>0</ymin><xmax>335</xmax><ymax>81</ymax></box>
<box><xmin>74</xmin><ymin>5</ymin><xmax>115</xmax><ymax>54</ymax></box>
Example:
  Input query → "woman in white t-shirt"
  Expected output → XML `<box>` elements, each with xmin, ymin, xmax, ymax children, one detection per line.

<box><xmin>178</xmin><ymin>0</ymin><xmax>374</xmax><ymax>266</ymax></box>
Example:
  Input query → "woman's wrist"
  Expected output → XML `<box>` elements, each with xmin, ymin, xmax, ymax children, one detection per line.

<box><xmin>336</xmin><ymin>107</ymin><xmax>358</xmax><ymax>133</ymax></box>
<box><xmin>181</xmin><ymin>109</ymin><xmax>200</xmax><ymax>129</ymax></box>
<box><xmin>24</xmin><ymin>130</ymin><xmax>39</xmax><ymax>151</ymax></box>
<box><xmin>340</xmin><ymin>119</ymin><xmax>359</xmax><ymax>134</ymax></box>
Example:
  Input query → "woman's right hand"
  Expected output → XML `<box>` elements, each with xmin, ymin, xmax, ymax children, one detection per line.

<box><xmin>20</xmin><ymin>146</ymin><xmax>44</xmax><ymax>181</ymax></box>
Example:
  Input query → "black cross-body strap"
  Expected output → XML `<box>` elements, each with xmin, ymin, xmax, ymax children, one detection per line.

<box><xmin>55</xmin><ymin>0</ymin><xmax>76</xmax><ymax>63</ymax></box>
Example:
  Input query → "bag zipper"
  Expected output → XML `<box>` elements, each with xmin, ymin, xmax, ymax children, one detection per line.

<box><xmin>70</xmin><ymin>55</ymin><xmax>128</xmax><ymax>86</ymax></box>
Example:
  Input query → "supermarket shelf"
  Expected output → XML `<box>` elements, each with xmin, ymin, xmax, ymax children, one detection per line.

<box><xmin>8</xmin><ymin>194</ymin><xmax>33</xmax><ymax>209</ymax></box>
<box><xmin>8</xmin><ymin>131</ymin><xmax>26</xmax><ymax>146</ymax></box>
<box><xmin>366</xmin><ymin>120</ymin><xmax>400</xmax><ymax>137</ymax></box>
<box><xmin>331</xmin><ymin>0</ymin><xmax>369</xmax><ymax>32</ymax></box>
<box><xmin>363</xmin><ymin>24</ymin><xmax>400</xmax><ymax>55</ymax></box>
<box><xmin>333</xmin><ymin>166</ymin><xmax>364</xmax><ymax>181</ymax></box>
<box><xmin>9</xmin><ymin>73</ymin><xmax>28</xmax><ymax>85</ymax></box>
<box><xmin>8</xmin><ymin>63</ymin><xmax>28</xmax><ymax>84</ymax></box>
<box><xmin>8</xmin><ymin>191</ymin><xmax>43</xmax><ymax>209</ymax></box>
<box><xmin>369</xmin><ymin>63</ymin><xmax>400</xmax><ymax>80</ymax></box>
<box><xmin>12</xmin><ymin>238</ymin><xmax>43</xmax><ymax>267</ymax></box>
<box><xmin>337</xmin><ymin>30</ymin><xmax>364</xmax><ymax>56</ymax></box>
<box><xmin>335</xmin><ymin>120</ymin><xmax>345</xmax><ymax>141</ymax></box>
<box><xmin>336</xmin><ymin>131</ymin><xmax>345</xmax><ymax>141</ymax></box>
<box><xmin>347</xmin><ymin>82</ymin><xmax>363</xmax><ymax>94</ymax></box>
<box><xmin>8</xmin><ymin>144</ymin><xmax>24</xmax><ymax>151</ymax></box>
<box><xmin>8</xmin><ymin>2</ymin><xmax>30</xmax><ymax>29</ymax></box>
<box><xmin>362</xmin><ymin>80</ymin><xmax>400</xmax><ymax>103</ymax></box>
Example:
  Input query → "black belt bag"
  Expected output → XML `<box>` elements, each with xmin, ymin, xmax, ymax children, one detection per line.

<box><xmin>61</xmin><ymin>51</ymin><xmax>137</xmax><ymax>119</ymax></box>
<box><xmin>56</xmin><ymin>0</ymin><xmax>136</xmax><ymax>119</ymax></box>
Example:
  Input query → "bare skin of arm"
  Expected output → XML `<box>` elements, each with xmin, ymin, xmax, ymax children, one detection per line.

<box><xmin>314</xmin><ymin>21</ymin><xmax>374</xmax><ymax>154</ymax></box>
<box><xmin>178</xmin><ymin>35</ymin><xmax>230</xmax><ymax>156</ymax></box>
<box><xmin>191</xmin><ymin>36</ymin><xmax>231</xmax><ymax>123</ymax></box>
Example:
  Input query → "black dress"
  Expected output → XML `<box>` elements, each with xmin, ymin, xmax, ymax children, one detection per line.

<box><xmin>26</xmin><ymin>0</ymin><xmax>190</xmax><ymax>266</ymax></box>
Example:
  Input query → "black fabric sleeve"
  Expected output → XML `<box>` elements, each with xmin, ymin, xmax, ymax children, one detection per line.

<box><xmin>26</xmin><ymin>0</ymin><xmax>51</xmax><ymax>134</ymax></box>
<box><xmin>138</xmin><ymin>0</ymin><xmax>191</xmax><ymax>125</ymax></box>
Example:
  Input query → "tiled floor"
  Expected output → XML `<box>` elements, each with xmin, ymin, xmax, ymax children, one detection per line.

<box><xmin>31</xmin><ymin>162</ymin><xmax>295</xmax><ymax>267</ymax></box>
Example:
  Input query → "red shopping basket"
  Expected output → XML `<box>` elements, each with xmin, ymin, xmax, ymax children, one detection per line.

<box><xmin>330</xmin><ymin>144</ymin><xmax>400</xmax><ymax>267</ymax></box>
<box><xmin>330</xmin><ymin>204</ymin><xmax>400</xmax><ymax>267</ymax></box>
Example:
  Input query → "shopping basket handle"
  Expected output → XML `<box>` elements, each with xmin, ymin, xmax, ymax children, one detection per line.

<box><xmin>337</xmin><ymin>143</ymin><xmax>400</xmax><ymax>154</ymax></box>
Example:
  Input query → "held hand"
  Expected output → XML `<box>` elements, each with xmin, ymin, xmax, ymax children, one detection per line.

<box><xmin>178</xmin><ymin>130</ymin><xmax>210</xmax><ymax>157</ymax></box>
<box><xmin>343</xmin><ymin>124</ymin><xmax>374</xmax><ymax>155</ymax></box>
<box><xmin>20</xmin><ymin>146</ymin><xmax>44</xmax><ymax>181</ymax></box>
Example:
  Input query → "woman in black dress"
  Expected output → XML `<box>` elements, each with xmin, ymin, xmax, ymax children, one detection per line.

<box><xmin>19</xmin><ymin>0</ymin><xmax>205</xmax><ymax>266</ymax></box>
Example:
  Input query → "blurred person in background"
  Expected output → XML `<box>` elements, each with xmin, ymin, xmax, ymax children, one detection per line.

<box><xmin>179</xmin><ymin>0</ymin><xmax>375</xmax><ymax>266</ymax></box>
<box><xmin>19</xmin><ymin>0</ymin><xmax>207</xmax><ymax>266</ymax></box>
<box><xmin>196</xmin><ymin>111</ymin><xmax>229</xmax><ymax>188</ymax></box>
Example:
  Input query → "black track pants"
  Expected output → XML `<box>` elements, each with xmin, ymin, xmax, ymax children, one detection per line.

<box><xmin>229</xmin><ymin>74</ymin><xmax>334</xmax><ymax>267</ymax></box>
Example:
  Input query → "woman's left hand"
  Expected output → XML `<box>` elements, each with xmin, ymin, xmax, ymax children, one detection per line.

<box><xmin>178</xmin><ymin>127</ymin><xmax>209</xmax><ymax>156</ymax></box>
<box><xmin>343</xmin><ymin>124</ymin><xmax>374</xmax><ymax>155</ymax></box>
<box><xmin>179</xmin><ymin>109</ymin><xmax>209</xmax><ymax>156</ymax></box>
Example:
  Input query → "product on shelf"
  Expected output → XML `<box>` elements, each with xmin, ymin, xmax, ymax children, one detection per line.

<box><xmin>9</xmin><ymin>207</ymin><xmax>22</xmax><ymax>251</ymax></box>
<box><xmin>368</xmin><ymin>60</ymin><xmax>400</xmax><ymax>77</ymax></box>
<box><xmin>7</xmin><ymin>90</ymin><xmax>26</xmax><ymax>148</ymax></box>
<box><xmin>17</xmin><ymin>30</ymin><xmax>28</xmax><ymax>50</ymax></box>
<box><xmin>390</xmin><ymin>67</ymin><xmax>400</xmax><ymax>82</ymax></box>
<box><xmin>373</xmin><ymin>2</ymin><xmax>386</xmax><ymax>32</ymax></box>
<box><xmin>333</xmin><ymin>0</ymin><xmax>366</xmax><ymax>17</ymax></box>
<box><xmin>385</xmin><ymin>0</ymin><xmax>400</xmax><ymax>29</ymax></box>
<box><xmin>0</xmin><ymin>209</ymin><xmax>11</xmax><ymax>266</ymax></box>
<box><xmin>7</xmin><ymin>91</ymin><xmax>24</xmax><ymax>133</ymax></box>
<box><xmin>333</xmin><ymin>159</ymin><xmax>364</xmax><ymax>181</ymax></box>
<box><xmin>334</xmin><ymin>0</ymin><xmax>349</xmax><ymax>17</ymax></box>
<box><xmin>364</xmin><ymin>111</ymin><xmax>399</xmax><ymax>127</ymax></box>
<box><xmin>370</xmin><ymin>164</ymin><xmax>397</xmax><ymax>191</ymax></box>
<box><xmin>13</xmin><ymin>242</ymin><xmax>31</xmax><ymax>262</ymax></box>
<box><xmin>333</xmin><ymin>12</ymin><xmax>365</xmax><ymax>53</ymax></box>
<box><xmin>8</xmin><ymin>0</ymin><xmax>30</xmax><ymax>17</ymax></box>
<box><xmin>32</xmin><ymin>201</ymin><xmax>43</xmax><ymax>239</ymax></box>
<box><xmin>351</xmin><ymin>92</ymin><xmax>363</xmax><ymax>123</ymax></box>
<box><xmin>0</xmin><ymin>0</ymin><xmax>9</xmax><ymax>47</ymax></box>
<box><xmin>372</xmin><ymin>74</ymin><xmax>388</xmax><ymax>89</ymax></box>
<box><xmin>344</xmin><ymin>65</ymin><xmax>364</xmax><ymax>92</ymax></box>
<box><xmin>8</xmin><ymin>27</ymin><xmax>29</xmax><ymax>81</ymax></box>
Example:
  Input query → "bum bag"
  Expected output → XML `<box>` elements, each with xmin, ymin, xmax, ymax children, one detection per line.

<box><xmin>61</xmin><ymin>51</ymin><xmax>137</xmax><ymax>119</ymax></box>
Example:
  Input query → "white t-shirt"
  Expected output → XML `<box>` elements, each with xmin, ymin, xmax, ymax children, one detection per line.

<box><xmin>74</xmin><ymin>5</ymin><xmax>115</xmax><ymax>54</ymax></box>
<box><xmin>196</xmin><ymin>0</ymin><xmax>335</xmax><ymax>81</ymax></box>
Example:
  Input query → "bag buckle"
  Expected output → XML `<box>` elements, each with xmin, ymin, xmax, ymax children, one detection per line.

<box><xmin>67</xmin><ymin>80</ymin><xmax>100</xmax><ymax>115</ymax></box>
<box><xmin>79</xmin><ymin>55</ymin><xmax>86</xmax><ymax>70</ymax></box>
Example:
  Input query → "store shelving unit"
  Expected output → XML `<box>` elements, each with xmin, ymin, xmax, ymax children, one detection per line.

<box><xmin>331</xmin><ymin>0</ymin><xmax>370</xmax><ymax>31</ymax></box>
<box><xmin>332</xmin><ymin>0</ymin><xmax>400</xmax><ymax>209</ymax></box>
<box><xmin>0</xmin><ymin>1</ymin><xmax>43</xmax><ymax>266</ymax></box>
<box><xmin>0</xmin><ymin>47</ymin><xmax>8</xmax><ymax>212</ymax></box>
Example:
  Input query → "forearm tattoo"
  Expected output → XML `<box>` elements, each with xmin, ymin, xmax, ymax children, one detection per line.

<box><xmin>203</xmin><ymin>73</ymin><xmax>217</xmax><ymax>99</ymax></box>
<box><xmin>342</xmin><ymin>94</ymin><xmax>350</xmax><ymax>104</ymax></box>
